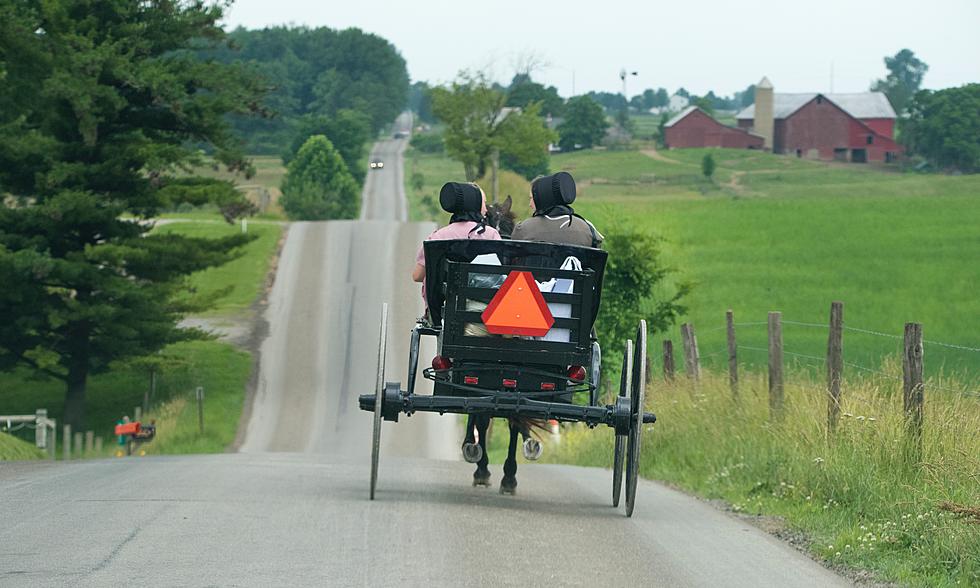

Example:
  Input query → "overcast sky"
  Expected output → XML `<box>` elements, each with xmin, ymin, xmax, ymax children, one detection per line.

<box><xmin>223</xmin><ymin>0</ymin><xmax>979</xmax><ymax>98</ymax></box>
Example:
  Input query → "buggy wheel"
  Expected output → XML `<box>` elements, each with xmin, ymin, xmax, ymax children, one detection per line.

<box><xmin>625</xmin><ymin>320</ymin><xmax>648</xmax><ymax>517</ymax></box>
<box><xmin>370</xmin><ymin>303</ymin><xmax>389</xmax><ymax>500</ymax></box>
<box><xmin>613</xmin><ymin>339</ymin><xmax>633</xmax><ymax>507</ymax></box>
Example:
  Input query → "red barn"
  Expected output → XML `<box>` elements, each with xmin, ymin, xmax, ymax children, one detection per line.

<box><xmin>664</xmin><ymin>106</ymin><xmax>764</xmax><ymax>150</ymax></box>
<box><xmin>737</xmin><ymin>92</ymin><xmax>901</xmax><ymax>163</ymax></box>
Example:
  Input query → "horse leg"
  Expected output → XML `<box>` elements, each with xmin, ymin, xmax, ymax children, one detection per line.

<box><xmin>472</xmin><ymin>415</ymin><xmax>491</xmax><ymax>487</ymax></box>
<box><xmin>501</xmin><ymin>419</ymin><xmax>519</xmax><ymax>495</ymax></box>
<box><xmin>462</xmin><ymin>415</ymin><xmax>483</xmax><ymax>463</ymax></box>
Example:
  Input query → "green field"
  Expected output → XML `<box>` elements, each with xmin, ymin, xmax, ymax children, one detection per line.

<box><xmin>407</xmin><ymin>145</ymin><xmax>980</xmax><ymax>382</ymax></box>
<box><xmin>0</xmin><ymin>214</ymin><xmax>281</xmax><ymax>455</ymax></box>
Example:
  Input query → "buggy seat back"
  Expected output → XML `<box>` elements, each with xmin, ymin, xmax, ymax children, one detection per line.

<box><xmin>424</xmin><ymin>239</ymin><xmax>606</xmax><ymax>369</ymax></box>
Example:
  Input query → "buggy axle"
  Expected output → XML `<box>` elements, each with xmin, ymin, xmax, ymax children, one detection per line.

<box><xmin>358</xmin><ymin>388</ymin><xmax>655</xmax><ymax>430</ymax></box>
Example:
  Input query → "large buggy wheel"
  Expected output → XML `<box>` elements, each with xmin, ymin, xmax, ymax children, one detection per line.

<box><xmin>612</xmin><ymin>339</ymin><xmax>632</xmax><ymax>507</ymax></box>
<box><xmin>625</xmin><ymin>320</ymin><xmax>648</xmax><ymax>517</ymax></box>
<box><xmin>370</xmin><ymin>303</ymin><xmax>389</xmax><ymax>500</ymax></box>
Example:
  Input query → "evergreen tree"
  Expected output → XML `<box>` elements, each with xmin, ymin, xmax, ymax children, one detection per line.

<box><xmin>872</xmin><ymin>49</ymin><xmax>929</xmax><ymax>114</ymax></box>
<box><xmin>0</xmin><ymin>0</ymin><xmax>265</xmax><ymax>429</ymax></box>
<box><xmin>280</xmin><ymin>136</ymin><xmax>360</xmax><ymax>220</ymax></box>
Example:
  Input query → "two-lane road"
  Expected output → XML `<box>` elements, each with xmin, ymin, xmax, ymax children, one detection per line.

<box><xmin>0</xmin><ymin>112</ymin><xmax>850</xmax><ymax>587</ymax></box>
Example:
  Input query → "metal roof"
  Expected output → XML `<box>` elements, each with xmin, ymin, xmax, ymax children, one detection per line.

<box><xmin>736</xmin><ymin>92</ymin><xmax>896</xmax><ymax>120</ymax></box>
<box><xmin>664</xmin><ymin>105</ymin><xmax>699</xmax><ymax>127</ymax></box>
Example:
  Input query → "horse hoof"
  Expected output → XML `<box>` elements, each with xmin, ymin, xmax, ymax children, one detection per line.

<box><xmin>522</xmin><ymin>438</ymin><xmax>542</xmax><ymax>461</ymax></box>
<box><xmin>462</xmin><ymin>443</ymin><xmax>484</xmax><ymax>464</ymax></box>
<box><xmin>473</xmin><ymin>469</ymin><xmax>491</xmax><ymax>487</ymax></box>
<box><xmin>500</xmin><ymin>476</ymin><xmax>517</xmax><ymax>495</ymax></box>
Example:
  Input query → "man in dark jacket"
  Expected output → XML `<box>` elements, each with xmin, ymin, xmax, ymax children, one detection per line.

<box><xmin>510</xmin><ymin>171</ymin><xmax>603</xmax><ymax>248</ymax></box>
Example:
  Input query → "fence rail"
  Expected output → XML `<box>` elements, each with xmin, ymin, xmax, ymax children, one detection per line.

<box><xmin>0</xmin><ymin>409</ymin><xmax>57</xmax><ymax>459</ymax></box>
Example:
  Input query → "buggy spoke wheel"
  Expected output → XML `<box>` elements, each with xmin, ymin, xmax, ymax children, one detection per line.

<box><xmin>370</xmin><ymin>303</ymin><xmax>389</xmax><ymax>500</ymax></box>
<box><xmin>613</xmin><ymin>339</ymin><xmax>632</xmax><ymax>507</ymax></box>
<box><xmin>625</xmin><ymin>320</ymin><xmax>647</xmax><ymax>517</ymax></box>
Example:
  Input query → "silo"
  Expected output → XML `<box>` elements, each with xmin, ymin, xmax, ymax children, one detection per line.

<box><xmin>755</xmin><ymin>77</ymin><xmax>774</xmax><ymax>151</ymax></box>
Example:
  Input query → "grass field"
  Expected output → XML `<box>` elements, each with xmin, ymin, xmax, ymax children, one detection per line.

<box><xmin>546</xmin><ymin>370</ymin><xmax>980</xmax><ymax>586</ymax></box>
<box><xmin>408</xmin><ymin>145</ymin><xmax>980</xmax><ymax>381</ymax></box>
<box><xmin>0</xmin><ymin>213</ymin><xmax>281</xmax><ymax>455</ymax></box>
<box><xmin>0</xmin><ymin>432</ymin><xmax>46</xmax><ymax>461</ymax></box>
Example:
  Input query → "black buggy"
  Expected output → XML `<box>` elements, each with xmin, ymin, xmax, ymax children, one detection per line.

<box><xmin>358</xmin><ymin>239</ymin><xmax>655</xmax><ymax>516</ymax></box>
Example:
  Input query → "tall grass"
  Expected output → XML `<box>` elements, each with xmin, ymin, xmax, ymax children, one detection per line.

<box><xmin>549</xmin><ymin>366</ymin><xmax>980</xmax><ymax>586</ymax></box>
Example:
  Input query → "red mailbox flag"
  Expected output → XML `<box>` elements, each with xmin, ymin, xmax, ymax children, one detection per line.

<box><xmin>481</xmin><ymin>271</ymin><xmax>554</xmax><ymax>337</ymax></box>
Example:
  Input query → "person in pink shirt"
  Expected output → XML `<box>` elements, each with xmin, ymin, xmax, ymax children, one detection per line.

<box><xmin>412</xmin><ymin>182</ymin><xmax>501</xmax><ymax>292</ymax></box>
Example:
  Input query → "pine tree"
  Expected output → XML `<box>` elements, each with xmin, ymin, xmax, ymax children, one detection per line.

<box><xmin>0</xmin><ymin>1</ymin><xmax>266</xmax><ymax>429</ymax></box>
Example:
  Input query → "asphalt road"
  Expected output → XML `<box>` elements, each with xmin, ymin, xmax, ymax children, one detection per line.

<box><xmin>0</xmin><ymin>112</ymin><xmax>851</xmax><ymax>587</ymax></box>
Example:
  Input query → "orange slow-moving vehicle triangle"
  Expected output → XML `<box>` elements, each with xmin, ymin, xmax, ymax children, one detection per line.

<box><xmin>481</xmin><ymin>271</ymin><xmax>554</xmax><ymax>337</ymax></box>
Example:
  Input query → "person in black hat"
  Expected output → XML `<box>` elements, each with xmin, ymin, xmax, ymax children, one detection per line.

<box><xmin>510</xmin><ymin>171</ymin><xmax>603</xmax><ymax>248</ymax></box>
<box><xmin>411</xmin><ymin>182</ymin><xmax>501</xmax><ymax>285</ymax></box>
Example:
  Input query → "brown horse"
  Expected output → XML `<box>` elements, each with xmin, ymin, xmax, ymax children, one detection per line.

<box><xmin>461</xmin><ymin>195</ymin><xmax>547</xmax><ymax>494</ymax></box>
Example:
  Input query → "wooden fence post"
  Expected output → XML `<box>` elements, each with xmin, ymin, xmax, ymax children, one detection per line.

<box><xmin>84</xmin><ymin>430</ymin><xmax>94</xmax><ymax>456</ymax></box>
<box><xmin>903</xmin><ymin>322</ymin><xmax>924</xmax><ymax>460</ymax></box>
<box><xmin>826</xmin><ymin>301</ymin><xmax>844</xmax><ymax>434</ymax></box>
<box><xmin>768</xmin><ymin>312</ymin><xmax>784</xmax><ymax>420</ymax></box>
<box><xmin>726</xmin><ymin>310</ymin><xmax>738</xmax><ymax>399</ymax></box>
<box><xmin>63</xmin><ymin>424</ymin><xmax>71</xmax><ymax>460</ymax></box>
<box><xmin>73</xmin><ymin>431</ymin><xmax>83</xmax><ymax>458</ymax></box>
<box><xmin>662</xmin><ymin>340</ymin><xmax>675</xmax><ymax>381</ymax></box>
<box><xmin>134</xmin><ymin>406</ymin><xmax>142</xmax><ymax>422</ymax></box>
<box><xmin>680</xmin><ymin>323</ymin><xmax>701</xmax><ymax>381</ymax></box>
<box><xmin>95</xmin><ymin>436</ymin><xmax>103</xmax><ymax>455</ymax></box>
<box><xmin>196</xmin><ymin>386</ymin><xmax>205</xmax><ymax>434</ymax></box>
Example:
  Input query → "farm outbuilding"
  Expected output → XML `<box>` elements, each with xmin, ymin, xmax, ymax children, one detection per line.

<box><xmin>663</xmin><ymin>106</ymin><xmax>765</xmax><ymax>150</ymax></box>
<box><xmin>736</xmin><ymin>81</ymin><xmax>902</xmax><ymax>163</ymax></box>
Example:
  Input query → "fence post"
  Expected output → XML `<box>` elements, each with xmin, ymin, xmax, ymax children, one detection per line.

<box><xmin>196</xmin><ymin>386</ymin><xmax>205</xmax><ymax>434</ymax></box>
<box><xmin>768</xmin><ymin>312</ymin><xmax>784</xmax><ymax>420</ymax></box>
<box><xmin>63</xmin><ymin>424</ymin><xmax>71</xmax><ymax>460</ymax></box>
<box><xmin>84</xmin><ymin>431</ymin><xmax>94</xmax><ymax>456</ymax></box>
<box><xmin>903</xmin><ymin>322</ymin><xmax>924</xmax><ymax>460</ymax></box>
<box><xmin>73</xmin><ymin>431</ymin><xmax>83</xmax><ymax>458</ymax></box>
<box><xmin>680</xmin><ymin>323</ymin><xmax>701</xmax><ymax>381</ymax></box>
<box><xmin>826</xmin><ymin>301</ymin><xmax>844</xmax><ymax>435</ymax></box>
<box><xmin>134</xmin><ymin>406</ymin><xmax>142</xmax><ymax>422</ymax></box>
<box><xmin>726</xmin><ymin>310</ymin><xmax>738</xmax><ymax>399</ymax></box>
<box><xmin>95</xmin><ymin>436</ymin><xmax>103</xmax><ymax>455</ymax></box>
<box><xmin>35</xmin><ymin>409</ymin><xmax>47</xmax><ymax>450</ymax></box>
<box><xmin>662</xmin><ymin>340</ymin><xmax>676</xmax><ymax>382</ymax></box>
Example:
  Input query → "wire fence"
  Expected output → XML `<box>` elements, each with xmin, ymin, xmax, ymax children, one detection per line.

<box><xmin>675</xmin><ymin>311</ymin><xmax>980</xmax><ymax>399</ymax></box>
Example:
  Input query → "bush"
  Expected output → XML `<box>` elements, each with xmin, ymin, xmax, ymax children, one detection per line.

<box><xmin>597</xmin><ymin>228</ymin><xmax>689</xmax><ymax>351</ymax></box>
<box><xmin>702</xmin><ymin>153</ymin><xmax>716</xmax><ymax>179</ymax></box>
<box><xmin>280</xmin><ymin>135</ymin><xmax>360</xmax><ymax>220</ymax></box>
<box><xmin>409</xmin><ymin>132</ymin><xmax>445</xmax><ymax>154</ymax></box>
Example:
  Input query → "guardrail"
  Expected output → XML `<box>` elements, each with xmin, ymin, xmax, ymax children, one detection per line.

<box><xmin>1</xmin><ymin>409</ymin><xmax>57</xmax><ymax>459</ymax></box>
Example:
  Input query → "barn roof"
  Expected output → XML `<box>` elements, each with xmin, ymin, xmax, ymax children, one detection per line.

<box><xmin>664</xmin><ymin>105</ymin><xmax>699</xmax><ymax>127</ymax></box>
<box><xmin>736</xmin><ymin>92</ymin><xmax>896</xmax><ymax>120</ymax></box>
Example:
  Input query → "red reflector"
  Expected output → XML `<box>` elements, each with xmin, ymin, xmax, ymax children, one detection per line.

<box><xmin>464</xmin><ymin>376</ymin><xmax>479</xmax><ymax>385</ymax></box>
<box><xmin>502</xmin><ymin>378</ymin><xmax>517</xmax><ymax>388</ymax></box>
<box><xmin>540</xmin><ymin>382</ymin><xmax>556</xmax><ymax>391</ymax></box>
<box><xmin>432</xmin><ymin>356</ymin><xmax>452</xmax><ymax>370</ymax></box>
<box><xmin>567</xmin><ymin>365</ymin><xmax>586</xmax><ymax>382</ymax></box>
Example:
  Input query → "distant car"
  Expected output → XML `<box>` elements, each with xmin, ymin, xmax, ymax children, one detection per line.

<box><xmin>393</xmin><ymin>131</ymin><xmax>408</xmax><ymax>139</ymax></box>
<box><xmin>369</xmin><ymin>161</ymin><xmax>384</xmax><ymax>169</ymax></box>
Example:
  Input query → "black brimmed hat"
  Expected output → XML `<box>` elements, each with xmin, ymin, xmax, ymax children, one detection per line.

<box><xmin>439</xmin><ymin>182</ymin><xmax>483</xmax><ymax>214</ymax></box>
<box><xmin>531</xmin><ymin>172</ymin><xmax>576</xmax><ymax>211</ymax></box>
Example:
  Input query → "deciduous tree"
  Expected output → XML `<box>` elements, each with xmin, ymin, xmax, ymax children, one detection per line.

<box><xmin>902</xmin><ymin>84</ymin><xmax>980</xmax><ymax>172</ymax></box>
<box><xmin>872</xmin><ymin>49</ymin><xmax>929</xmax><ymax>114</ymax></box>
<box><xmin>431</xmin><ymin>73</ymin><xmax>556</xmax><ymax>181</ymax></box>
<box><xmin>280</xmin><ymin>135</ymin><xmax>360</xmax><ymax>220</ymax></box>
<box><xmin>558</xmin><ymin>96</ymin><xmax>609</xmax><ymax>151</ymax></box>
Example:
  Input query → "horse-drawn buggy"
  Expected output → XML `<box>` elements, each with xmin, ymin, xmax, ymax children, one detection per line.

<box><xmin>358</xmin><ymin>238</ymin><xmax>655</xmax><ymax>516</ymax></box>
